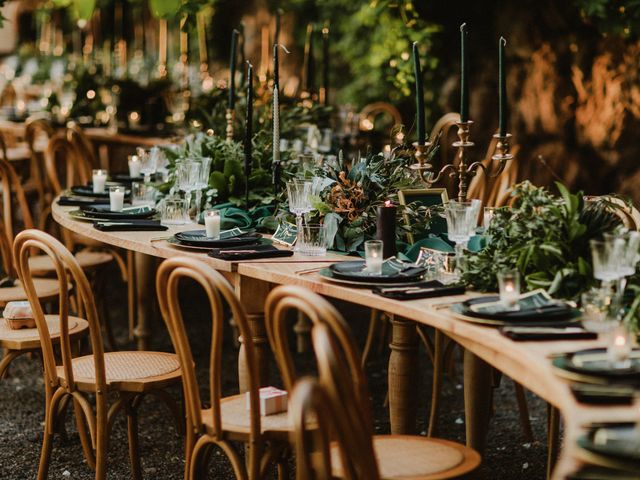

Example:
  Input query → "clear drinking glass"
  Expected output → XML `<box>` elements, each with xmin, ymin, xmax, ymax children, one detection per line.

<box><xmin>175</xmin><ymin>160</ymin><xmax>202</xmax><ymax>221</ymax></box>
<box><xmin>444</xmin><ymin>200</ymin><xmax>481</xmax><ymax>278</ymax></box>
<box><xmin>497</xmin><ymin>270</ymin><xmax>521</xmax><ymax>310</ymax></box>
<box><xmin>137</xmin><ymin>147</ymin><xmax>158</xmax><ymax>183</ymax></box>
<box><xmin>365</xmin><ymin>240</ymin><xmax>384</xmax><ymax>275</ymax></box>
<box><xmin>131</xmin><ymin>182</ymin><xmax>156</xmax><ymax>207</ymax></box>
<box><xmin>580</xmin><ymin>288</ymin><xmax>612</xmax><ymax>334</ymax></box>
<box><xmin>160</xmin><ymin>197</ymin><xmax>189</xmax><ymax>225</ymax></box>
<box><xmin>190</xmin><ymin>157</ymin><xmax>212</xmax><ymax>220</ymax></box>
<box><xmin>299</xmin><ymin>224</ymin><xmax>329</xmax><ymax>256</ymax></box>
<box><xmin>287</xmin><ymin>180</ymin><xmax>313</xmax><ymax>252</ymax></box>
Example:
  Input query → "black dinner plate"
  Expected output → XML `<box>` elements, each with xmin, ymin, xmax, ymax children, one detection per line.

<box><xmin>173</xmin><ymin>229</ymin><xmax>260</xmax><ymax>248</ymax></box>
<box><xmin>577</xmin><ymin>423</ymin><xmax>640</xmax><ymax>465</ymax></box>
<box><xmin>329</xmin><ymin>260</ymin><xmax>426</xmax><ymax>284</ymax></box>
<box><xmin>80</xmin><ymin>205</ymin><xmax>156</xmax><ymax>220</ymax></box>
<box><xmin>111</xmin><ymin>173</ymin><xmax>145</xmax><ymax>183</ymax></box>
<box><xmin>556</xmin><ymin>348</ymin><xmax>640</xmax><ymax>380</ymax></box>
<box><xmin>457</xmin><ymin>296</ymin><xmax>578</xmax><ymax>322</ymax></box>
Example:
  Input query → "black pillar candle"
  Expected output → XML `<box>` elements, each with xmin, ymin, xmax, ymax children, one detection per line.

<box><xmin>376</xmin><ymin>200</ymin><xmax>397</xmax><ymax>258</ymax></box>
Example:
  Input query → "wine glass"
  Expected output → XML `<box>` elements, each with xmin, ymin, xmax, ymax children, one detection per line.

<box><xmin>189</xmin><ymin>157</ymin><xmax>212</xmax><ymax>221</ymax></box>
<box><xmin>176</xmin><ymin>160</ymin><xmax>202</xmax><ymax>221</ymax></box>
<box><xmin>444</xmin><ymin>200</ymin><xmax>481</xmax><ymax>279</ymax></box>
<box><xmin>287</xmin><ymin>180</ymin><xmax>313</xmax><ymax>252</ymax></box>
<box><xmin>137</xmin><ymin>147</ymin><xmax>157</xmax><ymax>184</ymax></box>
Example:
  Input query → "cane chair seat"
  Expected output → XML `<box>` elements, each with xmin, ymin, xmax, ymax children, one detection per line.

<box><xmin>0</xmin><ymin>314</ymin><xmax>88</xmax><ymax>350</ymax></box>
<box><xmin>331</xmin><ymin>435</ymin><xmax>481</xmax><ymax>479</ymax></box>
<box><xmin>200</xmin><ymin>394</ymin><xmax>291</xmax><ymax>441</ymax></box>
<box><xmin>0</xmin><ymin>278</ymin><xmax>60</xmax><ymax>307</ymax></box>
<box><xmin>28</xmin><ymin>250</ymin><xmax>114</xmax><ymax>276</ymax></box>
<box><xmin>56</xmin><ymin>351</ymin><xmax>181</xmax><ymax>393</ymax></box>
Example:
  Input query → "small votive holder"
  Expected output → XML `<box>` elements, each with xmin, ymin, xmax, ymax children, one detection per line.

<box><xmin>607</xmin><ymin>324</ymin><xmax>633</xmax><ymax>369</ymax></box>
<box><xmin>109</xmin><ymin>186</ymin><xmax>125</xmax><ymax>212</ymax></box>
<box><xmin>365</xmin><ymin>240</ymin><xmax>383</xmax><ymax>275</ymax></box>
<box><xmin>483</xmin><ymin>207</ymin><xmax>497</xmax><ymax>229</ymax></box>
<box><xmin>497</xmin><ymin>270</ymin><xmax>520</xmax><ymax>310</ymax></box>
<box><xmin>92</xmin><ymin>169</ymin><xmax>108</xmax><ymax>194</ymax></box>
<box><xmin>128</xmin><ymin>154</ymin><xmax>142</xmax><ymax>178</ymax></box>
<box><xmin>204</xmin><ymin>210</ymin><xmax>221</xmax><ymax>239</ymax></box>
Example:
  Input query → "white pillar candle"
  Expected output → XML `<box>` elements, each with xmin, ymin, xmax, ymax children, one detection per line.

<box><xmin>128</xmin><ymin>155</ymin><xmax>142</xmax><ymax>178</ymax></box>
<box><xmin>92</xmin><ymin>169</ymin><xmax>107</xmax><ymax>193</ymax></box>
<box><xmin>204</xmin><ymin>210</ymin><xmax>221</xmax><ymax>238</ymax></box>
<box><xmin>109</xmin><ymin>186</ymin><xmax>125</xmax><ymax>212</ymax></box>
<box><xmin>608</xmin><ymin>326</ymin><xmax>632</xmax><ymax>369</ymax></box>
<box><xmin>365</xmin><ymin>240</ymin><xmax>384</xmax><ymax>275</ymax></box>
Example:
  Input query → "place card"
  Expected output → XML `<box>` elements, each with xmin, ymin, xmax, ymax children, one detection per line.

<box><xmin>272</xmin><ymin>222</ymin><xmax>297</xmax><ymax>247</ymax></box>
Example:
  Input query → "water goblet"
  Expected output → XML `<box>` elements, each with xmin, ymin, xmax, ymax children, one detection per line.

<box><xmin>176</xmin><ymin>160</ymin><xmax>202</xmax><ymax>221</ymax></box>
<box><xmin>137</xmin><ymin>147</ymin><xmax>157</xmax><ymax>184</ymax></box>
<box><xmin>190</xmin><ymin>157</ymin><xmax>212</xmax><ymax>220</ymax></box>
<box><xmin>444</xmin><ymin>200</ymin><xmax>481</xmax><ymax>279</ymax></box>
<box><xmin>287</xmin><ymin>180</ymin><xmax>313</xmax><ymax>252</ymax></box>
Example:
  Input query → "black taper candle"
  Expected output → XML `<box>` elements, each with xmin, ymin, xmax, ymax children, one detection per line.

<box><xmin>376</xmin><ymin>200</ymin><xmax>397</xmax><ymax>259</ymax></box>
<box><xmin>302</xmin><ymin>23</ymin><xmax>314</xmax><ymax>93</ymax></box>
<box><xmin>275</xmin><ymin>9</ymin><xmax>281</xmax><ymax>45</ymax></box>
<box><xmin>244</xmin><ymin>61</ymin><xmax>253</xmax><ymax>207</ymax></box>
<box><xmin>498</xmin><ymin>36</ymin><xmax>507</xmax><ymax>137</ymax></box>
<box><xmin>228</xmin><ymin>29</ymin><xmax>238</xmax><ymax>110</ymax></box>
<box><xmin>273</xmin><ymin>43</ymin><xmax>279</xmax><ymax>90</ymax></box>
<box><xmin>322</xmin><ymin>25</ymin><xmax>329</xmax><ymax>105</ymax></box>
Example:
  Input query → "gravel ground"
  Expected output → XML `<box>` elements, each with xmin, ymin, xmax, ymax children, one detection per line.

<box><xmin>0</xmin><ymin>268</ymin><xmax>553</xmax><ymax>479</ymax></box>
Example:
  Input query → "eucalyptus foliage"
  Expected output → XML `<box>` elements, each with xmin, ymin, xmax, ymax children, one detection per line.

<box><xmin>462</xmin><ymin>182</ymin><xmax>623</xmax><ymax>299</ymax></box>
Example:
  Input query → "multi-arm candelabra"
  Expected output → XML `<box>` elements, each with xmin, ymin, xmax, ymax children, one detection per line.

<box><xmin>409</xmin><ymin>120</ymin><xmax>513</xmax><ymax>202</ymax></box>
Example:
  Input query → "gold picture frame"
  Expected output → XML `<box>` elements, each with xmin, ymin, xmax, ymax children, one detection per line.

<box><xmin>397</xmin><ymin>188</ymin><xmax>449</xmax><ymax>244</ymax></box>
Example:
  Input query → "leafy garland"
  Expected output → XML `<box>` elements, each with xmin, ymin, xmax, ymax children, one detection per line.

<box><xmin>462</xmin><ymin>181</ymin><xmax>623</xmax><ymax>300</ymax></box>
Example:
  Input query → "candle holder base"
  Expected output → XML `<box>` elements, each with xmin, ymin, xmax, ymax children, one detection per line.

<box><xmin>491</xmin><ymin>133</ymin><xmax>513</xmax><ymax>162</ymax></box>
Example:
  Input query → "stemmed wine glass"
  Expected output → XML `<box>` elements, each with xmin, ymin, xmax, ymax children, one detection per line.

<box><xmin>190</xmin><ymin>157</ymin><xmax>212</xmax><ymax>221</ymax></box>
<box><xmin>137</xmin><ymin>147</ymin><xmax>158</xmax><ymax>184</ymax></box>
<box><xmin>176</xmin><ymin>160</ymin><xmax>202</xmax><ymax>221</ymax></box>
<box><xmin>287</xmin><ymin>180</ymin><xmax>313</xmax><ymax>252</ymax></box>
<box><xmin>444</xmin><ymin>200</ymin><xmax>481</xmax><ymax>279</ymax></box>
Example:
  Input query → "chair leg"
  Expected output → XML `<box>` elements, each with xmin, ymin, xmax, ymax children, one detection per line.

<box><xmin>126</xmin><ymin>397</ymin><xmax>143</xmax><ymax>480</ymax></box>
<box><xmin>37</xmin><ymin>386</ymin><xmax>61</xmax><ymax>480</ymax></box>
<box><xmin>93</xmin><ymin>271</ymin><xmax>118</xmax><ymax>351</ymax></box>
<box><xmin>427</xmin><ymin>329</ymin><xmax>444</xmax><ymax>437</ymax></box>
<box><xmin>0</xmin><ymin>349</ymin><xmax>24</xmax><ymax>379</ymax></box>
<box><xmin>127</xmin><ymin>251</ymin><xmax>136</xmax><ymax>342</ymax></box>
<box><xmin>73</xmin><ymin>397</ymin><xmax>96</xmax><ymax>469</ymax></box>
<box><xmin>546</xmin><ymin>404</ymin><xmax>560</xmax><ymax>479</ymax></box>
<box><xmin>362</xmin><ymin>309</ymin><xmax>381</xmax><ymax>367</ymax></box>
<box><xmin>514</xmin><ymin>381</ymin><xmax>534</xmax><ymax>442</ymax></box>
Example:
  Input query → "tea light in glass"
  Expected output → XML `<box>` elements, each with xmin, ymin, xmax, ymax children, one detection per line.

<box><xmin>483</xmin><ymin>207</ymin><xmax>497</xmax><ymax>229</ymax></box>
<box><xmin>608</xmin><ymin>324</ymin><xmax>632</xmax><ymax>369</ymax></box>
<box><xmin>365</xmin><ymin>240</ymin><xmax>383</xmax><ymax>275</ymax></box>
<box><xmin>128</xmin><ymin>154</ymin><xmax>142</xmax><ymax>178</ymax></box>
<box><xmin>109</xmin><ymin>186</ymin><xmax>125</xmax><ymax>212</ymax></box>
<box><xmin>497</xmin><ymin>270</ymin><xmax>520</xmax><ymax>310</ymax></box>
<box><xmin>92</xmin><ymin>169</ymin><xmax>107</xmax><ymax>193</ymax></box>
<box><xmin>204</xmin><ymin>210</ymin><xmax>221</xmax><ymax>238</ymax></box>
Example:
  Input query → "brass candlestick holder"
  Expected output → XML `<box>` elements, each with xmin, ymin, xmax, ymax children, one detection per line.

<box><xmin>225</xmin><ymin>109</ymin><xmax>235</xmax><ymax>142</ymax></box>
<box><xmin>410</xmin><ymin>120</ymin><xmax>513</xmax><ymax>202</ymax></box>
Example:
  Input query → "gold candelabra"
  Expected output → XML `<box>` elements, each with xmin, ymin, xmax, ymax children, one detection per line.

<box><xmin>409</xmin><ymin>120</ymin><xmax>513</xmax><ymax>202</ymax></box>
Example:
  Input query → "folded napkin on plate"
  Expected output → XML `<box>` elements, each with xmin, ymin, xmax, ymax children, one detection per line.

<box><xmin>571</xmin><ymin>384</ymin><xmax>636</xmax><ymax>405</ymax></box>
<box><xmin>58</xmin><ymin>196</ymin><xmax>110</xmax><ymax>206</ymax></box>
<box><xmin>208</xmin><ymin>244</ymin><xmax>293</xmax><ymax>261</ymax></box>
<box><xmin>500</xmin><ymin>326</ymin><xmax>597</xmax><ymax>341</ymax></box>
<box><xmin>373</xmin><ymin>281</ymin><xmax>465</xmax><ymax>300</ymax></box>
<box><xmin>93</xmin><ymin>220</ymin><xmax>168</xmax><ymax>232</ymax></box>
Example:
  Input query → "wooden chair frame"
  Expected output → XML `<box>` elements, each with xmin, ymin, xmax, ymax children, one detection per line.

<box><xmin>157</xmin><ymin>256</ymin><xmax>268</xmax><ymax>480</ymax></box>
<box><xmin>14</xmin><ymin>230</ymin><xmax>181</xmax><ymax>480</ymax></box>
<box><xmin>25</xmin><ymin>116</ymin><xmax>55</xmax><ymax>222</ymax></box>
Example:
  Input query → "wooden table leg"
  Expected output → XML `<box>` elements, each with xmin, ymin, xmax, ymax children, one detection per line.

<box><xmin>463</xmin><ymin>349</ymin><xmax>493</xmax><ymax>453</ymax></box>
<box><xmin>234</xmin><ymin>275</ymin><xmax>271</xmax><ymax>392</ymax></box>
<box><xmin>132</xmin><ymin>253</ymin><xmax>155</xmax><ymax>351</ymax></box>
<box><xmin>388</xmin><ymin>316</ymin><xmax>419</xmax><ymax>434</ymax></box>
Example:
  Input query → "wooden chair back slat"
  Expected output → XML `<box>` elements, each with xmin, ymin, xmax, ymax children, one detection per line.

<box><xmin>13</xmin><ymin>229</ymin><xmax>107</xmax><ymax>392</ymax></box>
<box><xmin>66</xmin><ymin>123</ymin><xmax>98</xmax><ymax>171</ymax></box>
<box><xmin>44</xmin><ymin>132</ymin><xmax>88</xmax><ymax>196</ymax></box>
<box><xmin>0</xmin><ymin>221</ymin><xmax>14</xmax><ymax>277</ymax></box>
<box><xmin>0</xmin><ymin>159</ymin><xmax>35</xmax><ymax>240</ymax></box>
<box><xmin>25</xmin><ymin>116</ymin><xmax>55</xmax><ymax>202</ymax></box>
<box><xmin>156</xmin><ymin>256</ymin><xmax>262</xmax><ymax>470</ymax></box>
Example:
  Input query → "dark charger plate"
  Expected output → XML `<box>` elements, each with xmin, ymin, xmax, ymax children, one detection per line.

<box><xmin>173</xmin><ymin>230</ymin><xmax>260</xmax><ymax>248</ymax></box>
<box><xmin>328</xmin><ymin>260</ymin><xmax>426</xmax><ymax>284</ymax></box>
<box><xmin>80</xmin><ymin>205</ymin><xmax>156</xmax><ymax>220</ymax></box>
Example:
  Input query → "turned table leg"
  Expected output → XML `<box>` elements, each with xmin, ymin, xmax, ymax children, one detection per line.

<box><xmin>133</xmin><ymin>253</ymin><xmax>155</xmax><ymax>351</ymax></box>
<box><xmin>235</xmin><ymin>275</ymin><xmax>271</xmax><ymax>391</ymax></box>
<box><xmin>388</xmin><ymin>316</ymin><xmax>419</xmax><ymax>434</ymax></box>
<box><xmin>463</xmin><ymin>349</ymin><xmax>493</xmax><ymax>453</ymax></box>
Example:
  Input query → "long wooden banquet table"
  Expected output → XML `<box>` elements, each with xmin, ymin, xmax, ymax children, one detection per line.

<box><xmin>52</xmin><ymin>199</ymin><xmax>637</xmax><ymax>479</ymax></box>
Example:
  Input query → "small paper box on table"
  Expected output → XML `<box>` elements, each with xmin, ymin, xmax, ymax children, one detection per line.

<box><xmin>3</xmin><ymin>301</ymin><xmax>35</xmax><ymax>329</ymax></box>
<box><xmin>246</xmin><ymin>386</ymin><xmax>288</xmax><ymax>416</ymax></box>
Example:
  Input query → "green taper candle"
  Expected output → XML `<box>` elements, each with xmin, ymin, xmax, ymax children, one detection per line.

<box><xmin>413</xmin><ymin>41</ymin><xmax>425</xmax><ymax>144</ymax></box>
<box><xmin>460</xmin><ymin>23</ymin><xmax>469</xmax><ymax>122</ymax></box>
<box><xmin>498</xmin><ymin>36</ymin><xmax>507</xmax><ymax>136</ymax></box>
<box><xmin>228</xmin><ymin>29</ymin><xmax>238</xmax><ymax>109</ymax></box>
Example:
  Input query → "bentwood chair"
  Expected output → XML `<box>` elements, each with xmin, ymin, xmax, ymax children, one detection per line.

<box><xmin>25</xmin><ymin>116</ymin><xmax>56</xmax><ymax>223</ymax></box>
<box><xmin>66</xmin><ymin>123</ymin><xmax>99</xmax><ymax>169</ymax></box>
<box><xmin>13</xmin><ymin>229</ymin><xmax>182</xmax><ymax>480</ymax></box>
<box><xmin>266</xmin><ymin>285</ymin><xmax>481</xmax><ymax>480</ymax></box>
<box><xmin>156</xmin><ymin>256</ymin><xmax>290</xmax><ymax>480</ymax></box>
<box><xmin>290</xmin><ymin>377</ymin><xmax>380</xmax><ymax>480</ymax></box>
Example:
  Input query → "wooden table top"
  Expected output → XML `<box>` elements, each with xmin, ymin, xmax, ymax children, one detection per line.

<box><xmin>237</xmin><ymin>261</ymin><xmax>638</xmax><ymax>478</ymax></box>
<box><xmin>52</xmin><ymin>201</ymin><xmax>350</xmax><ymax>272</ymax></box>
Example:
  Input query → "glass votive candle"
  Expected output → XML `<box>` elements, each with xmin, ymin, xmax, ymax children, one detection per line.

<box><xmin>128</xmin><ymin>154</ymin><xmax>142</xmax><ymax>178</ymax></box>
<box><xmin>92</xmin><ymin>169</ymin><xmax>108</xmax><ymax>193</ymax></box>
<box><xmin>607</xmin><ymin>324</ymin><xmax>633</xmax><ymax>369</ymax></box>
<box><xmin>204</xmin><ymin>210</ymin><xmax>221</xmax><ymax>238</ymax></box>
<box><xmin>483</xmin><ymin>207</ymin><xmax>497</xmax><ymax>229</ymax></box>
<box><xmin>497</xmin><ymin>269</ymin><xmax>521</xmax><ymax>310</ymax></box>
<box><xmin>109</xmin><ymin>186</ymin><xmax>125</xmax><ymax>212</ymax></box>
<box><xmin>365</xmin><ymin>240</ymin><xmax>384</xmax><ymax>275</ymax></box>
<box><xmin>580</xmin><ymin>289</ymin><xmax>612</xmax><ymax>334</ymax></box>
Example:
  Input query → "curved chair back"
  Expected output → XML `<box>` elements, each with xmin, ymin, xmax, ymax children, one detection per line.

<box><xmin>0</xmin><ymin>130</ymin><xmax>9</xmax><ymax>161</ymax></box>
<box><xmin>290</xmin><ymin>377</ymin><xmax>380</xmax><ymax>480</ymax></box>
<box><xmin>25</xmin><ymin>116</ymin><xmax>55</xmax><ymax>202</ymax></box>
<box><xmin>156</xmin><ymin>256</ymin><xmax>262</xmax><ymax>477</ymax></box>
<box><xmin>13</xmin><ymin>229</ymin><xmax>107</xmax><ymax>396</ymax></box>
<box><xmin>66</xmin><ymin>123</ymin><xmax>98</xmax><ymax>169</ymax></box>
<box><xmin>0</xmin><ymin>221</ymin><xmax>14</xmax><ymax>278</ymax></box>
<box><xmin>265</xmin><ymin>285</ymin><xmax>372</xmax><ymax>436</ymax></box>
<box><xmin>44</xmin><ymin>131</ymin><xmax>90</xmax><ymax>195</ymax></box>
<box><xmin>0</xmin><ymin>159</ymin><xmax>35</xmax><ymax>240</ymax></box>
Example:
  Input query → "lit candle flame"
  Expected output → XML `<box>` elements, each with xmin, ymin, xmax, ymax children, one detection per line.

<box><xmin>384</xmin><ymin>200</ymin><xmax>393</xmax><ymax>207</ymax></box>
